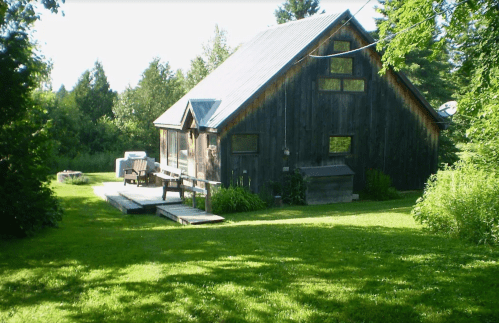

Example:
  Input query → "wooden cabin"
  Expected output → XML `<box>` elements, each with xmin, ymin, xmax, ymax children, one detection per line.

<box><xmin>154</xmin><ymin>11</ymin><xmax>444</xmax><ymax>202</ymax></box>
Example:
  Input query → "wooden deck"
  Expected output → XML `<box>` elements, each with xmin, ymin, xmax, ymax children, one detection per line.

<box><xmin>94</xmin><ymin>182</ymin><xmax>225</xmax><ymax>224</ymax></box>
<box><xmin>94</xmin><ymin>182</ymin><xmax>181</xmax><ymax>214</ymax></box>
<box><xmin>118</xmin><ymin>190</ymin><xmax>180</xmax><ymax>211</ymax></box>
<box><xmin>156</xmin><ymin>204</ymin><xmax>225</xmax><ymax>225</ymax></box>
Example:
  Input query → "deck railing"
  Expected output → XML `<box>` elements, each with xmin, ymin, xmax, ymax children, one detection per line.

<box><xmin>180</xmin><ymin>174</ymin><xmax>221</xmax><ymax>214</ymax></box>
<box><xmin>154</xmin><ymin>166</ymin><xmax>221</xmax><ymax>214</ymax></box>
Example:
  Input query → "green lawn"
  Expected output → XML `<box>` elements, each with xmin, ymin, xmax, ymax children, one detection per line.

<box><xmin>1</xmin><ymin>173</ymin><xmax>498</xmax><ymax>323</ymax></box>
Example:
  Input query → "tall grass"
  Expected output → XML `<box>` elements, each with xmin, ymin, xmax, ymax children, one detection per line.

<box><xmin>49</xmin><ymin>151</ymin><xmax>122</xmax><ymax>174</ymax></box>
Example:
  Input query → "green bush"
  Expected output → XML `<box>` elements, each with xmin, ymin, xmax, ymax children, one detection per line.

<box><xmin>64</xmin><ymin>176</ymin><xmax>90</xmax><ymax>185</ymax></box>
<box><xmin>183</xmin><ymin>186</ymin><xmax>266</xmax><ymax>215</ymax></box>
<box><xmin>212</xmin><ymin>186</ymin><xmax>266</xmax><ymax>214</ymax></box>
<box><xmin>412</xmin><ymin>161</ymin><xmax>499</xmax><ymax>245</ymax></box>
<box><xmin>362</xmin><ymin>168</ymin><xmax>400</xmax><ymax>201</ymax></box>
<box><xmin>282</xmin><ymin>170</ymin><xmax>307</xmax><ymax>205</ymax></box>
<box><xmin>182</xmin><ymin>196</ymin><xmax>206</xmax><ymax>211</ymax></box>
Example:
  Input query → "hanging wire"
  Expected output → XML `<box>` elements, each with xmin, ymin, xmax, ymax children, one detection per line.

<box><xmin>297</xmin><ymin>0</ymin><xmax>471</xmax><ymax>61</ymax></box>
<box><xmin>310</xmin><ymin>0</ymin><xmax>372</xmax><ymax>56</ymax></box>
<box><xmin>294</xmin><ymin>0</ymin><xmax>372</xmax><ymax>65</ymax></box>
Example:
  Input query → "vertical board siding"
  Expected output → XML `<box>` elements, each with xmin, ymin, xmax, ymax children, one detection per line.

<box><xmin>215</xmin><ymin>24</ymin><xmax>440</xmax><ymax>193</ymax></box>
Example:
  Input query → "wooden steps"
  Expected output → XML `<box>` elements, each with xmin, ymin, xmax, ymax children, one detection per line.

<box><xmin>105</xmin><ymin>194</ymin><xmax>144</xmax><ymax>214</ymax></box>
<box><xmin>157</xmin><ymin>204</ymin><xmax>225</xmax><ymax>225</ymax></box>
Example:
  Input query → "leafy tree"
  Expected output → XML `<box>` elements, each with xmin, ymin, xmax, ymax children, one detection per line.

<box><xmin>71</xmin><ymin>61</ymin><xmax>118</xmax><ymax>153</ymax></box>
<box><xmin>274</xmin><ymin>0</ymin><xmax>324</xmax><ymax>24</ymax></box>
<box><xmin>73</xmin><ymin>61</ymin><xmax>116</xmax><ymax>124</ymax></box>
<box><xmin>203</xmin><ymin>24</ymin><xmax>231</xmax><ymax>73</ymax></box>
<box><xmin>55</xmin><ymin>84</ymin><xmax>68</xmax><ymax>100</ymax></box>
<box><xmin>184</xmin><ymin>25</ymin><xmax>233</xmax><ymax>91</ymax></box>
<box><xmin>377</xmin><ymin>0</ymin><xmax>499</xmax><ymax>244</ymax></box>
<box><xmin>377</xmin><ymin>0</ymin><xmax>499</xmax><ymax>167</ymax></box>
<box><xmin>0</xmin><ymin>0</ymin><xmax>63</xmax><ymax>238</ymax></box>
<box><xmin>185</xmin><ymin>56</ymin><xmax>209</xmax><ymax>91</ymax></box>
<box><xmin>113</xmin><ymin>58</ymin><xmax>185</xmax><ymax>156</ymax></box>
<box><xmin>373</xmin><ymin>8</ymin><xmax>460</xmax><ymax>166</ymax></box>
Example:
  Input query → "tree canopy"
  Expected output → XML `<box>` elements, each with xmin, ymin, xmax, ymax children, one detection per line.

<box><xmin>1</xmin><ymin>0</ymin><xmax>64</xmax><ymax>238</ymax></box>
<box><xmin>185</xmin><ymin>25</ymin><xmax>233</xmax><ymax>92</ymax></box>
<box><xmin>377</xmin><ymin>0</ymin><xmax>499</xmax><ymax>244</ymax></box>
<box><xmin>113</xmin><ymin>58</ymin><xmax>185</xmax><ymax>155</ymax></box>
<box><xmin>274</xmin><ymin>0</ymin><xmax>324</xmax><ymax>24</ymax></box>
<box><xmin>377</xmin><ymin>0</ymin><xmax>499</xmax><ymax>167</ymax></box>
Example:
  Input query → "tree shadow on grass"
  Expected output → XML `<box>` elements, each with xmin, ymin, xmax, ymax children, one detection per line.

<box><xmin>1</xmin><ymin>192</ymin><xmax>498</xmax><ymax>322</ymax></box>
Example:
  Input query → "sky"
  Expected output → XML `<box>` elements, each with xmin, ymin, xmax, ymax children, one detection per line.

<box><xmin>33</xmin><ymin>0</ymin><xmax>382</xmax><ymax>93</ymax></box>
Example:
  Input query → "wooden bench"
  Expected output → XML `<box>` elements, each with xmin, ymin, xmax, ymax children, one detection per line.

<box><xmin>124</xmin><ymin>159</ymin><xmax>148</xmax><ymax>187</ymax></box>
<box><xmin>153</xmin><ymin>165</ymin><xmax>184</xmax><ymax>201</ymax></box>
<box><xmin>180</xmin><ymin>174</ymin><xmax>221</xmax><ymax>214</ymax></box>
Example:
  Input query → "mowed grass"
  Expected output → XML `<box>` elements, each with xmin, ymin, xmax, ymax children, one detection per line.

<box><xmin>1</xmin><ymin>173</ymin><xmax>498</xmax><ymax>323</ymax></box>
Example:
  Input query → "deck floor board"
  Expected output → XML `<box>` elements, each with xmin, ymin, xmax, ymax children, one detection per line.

<box><xmin>156</xmin><ymin>204</ymin><xmax>225</xmax><ymax>225</ymax></box>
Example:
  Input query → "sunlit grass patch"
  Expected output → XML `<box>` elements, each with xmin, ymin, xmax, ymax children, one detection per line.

<box><xmin>1</xmin><ymin>173</ymin><xmax>498</xmax><ymax>322</ymax></box>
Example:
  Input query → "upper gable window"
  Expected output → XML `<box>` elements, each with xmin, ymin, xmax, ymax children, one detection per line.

<box><xmin>333</xmin><ymin>41</ymin><xmax>350</xmax><ymax>52</ymax></box>
<box><xmin>319</xmin><ymin>78</ymin><xmax>341</xmax><ymax>91</ymax></box>
<box><xmin>343</xmin><ymin>79</ymin><xmax>365</xmax><ymax>92</ymax></box>
<box><xmin>330</xmin><ymin>57</ymin><xmax>353</xmax><ymax>74</ymax></box>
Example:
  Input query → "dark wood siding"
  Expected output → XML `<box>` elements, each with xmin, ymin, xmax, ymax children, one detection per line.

<box><xmin>220</xmin><ymin>25</ymin><xmax>439</xmax><ymax>193</ymax></box>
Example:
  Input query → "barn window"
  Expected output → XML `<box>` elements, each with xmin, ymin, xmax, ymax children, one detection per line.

<box><xmin>343</xmin><ymin>79</ymin><xmax>365</xmax><ymax>92</ymax></box>
<box><xmin>330</xmin><ymin>57</ymin><xmax>352</xmax><ymax>74</ymax></box>
<box><xmin>333</xmin><ymin>41</ymin><xmax>350</xmax><ymax>52</ymax></box>
<box><xmin>319</xmin><ymin>78</ymin><xmax>341</xmax><ymax>91</ymax></box>
<box><xmin>232</xmin><ymin>134</ymin><xmax>258</xmax><ymax>154</ymax></box>
<box><xmin>329</xmin><ymin>136</ymin><xmax>352</xmax><ymax>154</ymax></box>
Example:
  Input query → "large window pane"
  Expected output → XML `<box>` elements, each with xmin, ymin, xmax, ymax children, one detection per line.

<box><xmin>329</xmin><ymin>136</ymin><xmax>352</xmax><ymax>154</ymax></box>
<box><xmin>167</xmin><ymin>131</ymin><xmax>177</xmax><ymax>168</ymax></box>
<box><xmin>319</xmin><ymin>78</ymin><xmax>341</xmax><ymax>91</ymax></box>
<box><xmin>232</xmin><ymin>134</ymin><xmax>258</xmax><ymax>153</ymax></box>
<box><xmin>178</xmin><ymin>132</ymin><xmax>188</xmax><ymax>173</ymax></box>
<box><xmin>330</xmin><ymin>57</ymin><xmax>352</xmax><ymax>74</ymax></box>
<box><xmin>344</xmin><ymin>79</ymin><xmax>365</xmax><ymax>92</ymax></box>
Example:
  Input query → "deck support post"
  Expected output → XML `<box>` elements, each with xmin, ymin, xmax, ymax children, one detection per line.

<box><xmin>205</xmin><ymin>183</ymin><xmax>212</xmax><ymax>213</ymax></box>
<box><xmin>192</xmin><ymin>180</ymin><xmax>197</xmax><ymax>208</ymax></box>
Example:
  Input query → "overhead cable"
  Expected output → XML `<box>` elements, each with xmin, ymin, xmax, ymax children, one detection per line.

<box><xmin>294</xmin><ymin>0</ymin><xmax>372</xmax><ymax>65</ymax></box>
<box><xmin>305</xmin><ymin>0</ymin><xmax>471</xmax><ymax>60</ymax></box>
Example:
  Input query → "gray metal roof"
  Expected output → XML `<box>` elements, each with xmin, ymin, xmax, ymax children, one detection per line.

<box><xmin>154</xmin><ymin>10</ymin><xmax>443</xmax><ymax>131</ymax></box>
<box><xmin>300</xmin><ymin>165</ymin><xmax>355</xmax><ymax>177</ymax></box>
<box><xmin>154</xmin><ymin>11</ymin><xmax>344</xmax><ymax>130</ymax></box>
